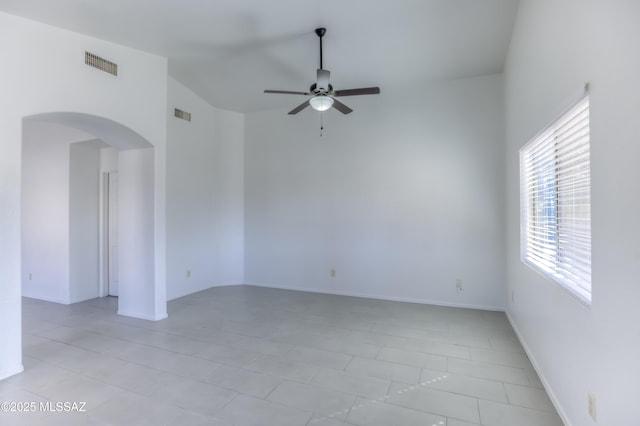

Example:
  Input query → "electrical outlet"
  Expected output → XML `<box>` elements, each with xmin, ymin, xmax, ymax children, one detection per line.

<box><xmin>186</xmin><ymin>270</ymin><xmax>191</xmax><ymax>278</ymax></box>
<box><xmin>511</xmin><ymin>289</ymin><xmax>515</xmax><ymax>302</ymax></box>
<box><xmin>29</xmin><ymin>272</ymin><xmax>32</xmax><ymax>281</ymax></box>
<box><xmin>456</xmin><ymin>279</ymin><xmax>463</xmax><ymax>293</ymax></box>
<box><xmin>330</xmin><ymin>269</ymin><xmax>336</xmax><ymax>278</ymax></box>
<box><xmin>588</xmin><ymin>392</ymin><xmax>597</xmax><ymax>421</ymax></box>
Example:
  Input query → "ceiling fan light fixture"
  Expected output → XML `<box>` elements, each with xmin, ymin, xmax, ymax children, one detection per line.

<box><xmin>309</xmin><ymin>95</ymin><xmax>334</xmax><ymax>112</ymax></box>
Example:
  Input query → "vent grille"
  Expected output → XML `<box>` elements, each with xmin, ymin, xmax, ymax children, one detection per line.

<box><xmin>85</xmin><ymin>51</ymin><xmax>118</xmax><ymax>76</ymax></box>
<box><xmin>174</xmin><ymin>108</ymin><xmax>192</xmax><ymax>122</ymax></box>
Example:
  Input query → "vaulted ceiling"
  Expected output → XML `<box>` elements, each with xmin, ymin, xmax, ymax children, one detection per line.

<box><xmin>0</xmin><ymin>0</ymin><xmax>519</xmax><ymax>112</ymax></box>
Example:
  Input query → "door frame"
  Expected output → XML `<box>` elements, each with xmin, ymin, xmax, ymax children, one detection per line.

<box><xmin>99</xmin><ymin>170</ymin><xmax>119</xmax><ymax>297</ymax></box>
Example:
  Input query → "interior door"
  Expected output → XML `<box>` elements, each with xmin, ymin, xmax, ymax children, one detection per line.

<box><xmin>107</xmin><ymin>172</ymin><xmax>119</xmax><ymax>296</ymax></box>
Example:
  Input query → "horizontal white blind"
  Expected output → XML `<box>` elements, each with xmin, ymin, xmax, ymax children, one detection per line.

<box><xmin>520</xmin><ymin>96</ymin><xmax>591</xmax><ymax>304</ymax></box>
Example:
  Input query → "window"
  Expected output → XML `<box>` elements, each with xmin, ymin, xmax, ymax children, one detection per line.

<box><xmin>520</xmin><ymin>96</ymin><xmax>592</xmax><ymax>304</ymax></box>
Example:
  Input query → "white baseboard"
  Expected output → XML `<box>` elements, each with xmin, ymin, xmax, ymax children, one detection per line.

<box><xmin>117</xmin><ymin>309</ymin><xmax>168</xmax><ymax>321</ymax></box>
<box><xmin>0</xmin><ymin>364</ymin><xmax>24</xmax><ymax>381</ymax></box>
<box><xmin>245</xmin><ymin>282</ymin><xmax>505</xmax><ymax>312</ymax></box>
<box><xmin>506</xmin><ymin>310</ymin><xmax>571</xmax><ymax>426</ymax></box>
<box><xmin>22</xmin><ymin>294</ymin><xmax>69</xmax><ymax>305</ymax></box>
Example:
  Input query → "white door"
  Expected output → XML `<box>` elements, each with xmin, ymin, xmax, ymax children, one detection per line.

<box><xmin>107</xmin><ymin>172</ymin><xmax>119</xmax><ymax>296</ymax></box>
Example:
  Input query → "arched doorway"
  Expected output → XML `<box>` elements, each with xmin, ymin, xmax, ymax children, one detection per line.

<box><xmin>21</xmin><ymin>112</ymin><xmax>167</xmax><ymax>320</ymax></box>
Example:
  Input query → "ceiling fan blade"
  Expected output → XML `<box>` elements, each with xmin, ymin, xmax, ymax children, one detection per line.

<box><xmin>288</xmin><ymin>100</ymin><xmax>311</xmax><ymax>115</ymax></box>
<box><xmin>334</xmin><ymin>87</ymin><xmax>380</xmax><ymax>97</ymax></box>
<box><xmin>331</xmin><ymin>98</ymin><xmax>353</xmax><ymax>115</ymax></box>
<box><xmin>317</xmin><ymin>69</ymin><xmax>330</xmax><ymax>92</ymax></box>
<box><xmin>265</xmin><ymin>90</ymin><xmax>310</xmax><ymax>95</ymax></box>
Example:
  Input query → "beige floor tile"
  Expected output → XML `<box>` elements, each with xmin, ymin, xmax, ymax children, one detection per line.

<box><xmin>6</xmin><ymin>286</ymin><xmax>563</xmax><ymax>426</ymax></box>
<box><xmin>345</xmin><ymin>357</ymin><xmax>421</xmax><ymax>384</ymax></box>
<box><xmin>504</xmin><ymin>383</ymin><xmax>557</xmax><ymax>412</ymax></box>
<box><xmin>347</xmin><ymin>397</ymin><xmax>446</xmax><ymax>426</ymax></box>
<box><xmin>217</xmin><ymin>394</ymin><xmax>312</xmax><ymax>426</ymax></box>
<box><xmin>386</xmin><ymin>381</ymin><xmax>480</xmax><ymax>423</ymax></box>
<box><xmin>377</xmin><ymin>346</ymin><xmax>447</xmax><ymax>370</ymax></box>
<box><xmin>479</xmin><ymin>399</ymin><xmax>564</xmax><ymax>426</ymax></box>
<box><xmin>203</xmin><ymin>364</ymin><xmax>282</xmax><ymax>398</ymax></box>
<box><xmin>267</xmin><ymin>380</ymin><xmax>356</xmax><ymax>419</ymax></box>
<box><xmin>311</xmin><ymin>368</ymin><xmax>391</xmax><ymax>400</ymax></box>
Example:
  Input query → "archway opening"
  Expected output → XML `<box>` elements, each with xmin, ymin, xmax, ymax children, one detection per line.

<box><xmin>21</xmin><ymin>112</ymin><xmax>164</xmax><ymax>320</ymax></box>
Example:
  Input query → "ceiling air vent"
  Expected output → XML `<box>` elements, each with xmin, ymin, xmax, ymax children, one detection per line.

<box><xmin>174</xmin><ymin>108</ymin><xmax>192</xmax><ymax>122</ymax></box>
<box><xmin>85</xmin><ymin>51</ymin><xmax>118</xmax><ymax>76</ymax></box>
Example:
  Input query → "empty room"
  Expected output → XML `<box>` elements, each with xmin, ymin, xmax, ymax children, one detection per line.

<box><xmin>0</xmin><ymin>1</ymin><xmax>638</xmax><ymax>425</ymax></box>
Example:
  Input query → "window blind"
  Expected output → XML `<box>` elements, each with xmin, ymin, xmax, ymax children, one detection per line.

<box><xmin>520</xmin><ymin>96</ymin><xmax>591</xmax><ymax>304</ymax></box>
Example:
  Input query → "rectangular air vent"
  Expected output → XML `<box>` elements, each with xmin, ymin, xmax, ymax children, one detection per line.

<box><xmin>174</xmin><ymin>108</ymin><xmax>192</xmax><ymax>122</ymax></box>
<box><xmin>85</xmin><ymin>51</ymin><xmax>118</xmax><ymax>76</ymax></box>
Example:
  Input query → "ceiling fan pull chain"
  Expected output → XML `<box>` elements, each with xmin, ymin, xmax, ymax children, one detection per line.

<box><xmin>320</xmin><ymin>112</ymin><xmax>324</xmax><ymax>137</ymax></box>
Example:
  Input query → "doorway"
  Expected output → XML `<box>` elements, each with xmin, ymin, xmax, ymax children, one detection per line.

<box><xmin>20</xmin><ymin>112</ymin><xmax>166</xmax><ymax>321</ymax></box>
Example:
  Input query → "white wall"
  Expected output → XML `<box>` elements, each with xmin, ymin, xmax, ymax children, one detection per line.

<box><xmin>245</xmin><ymin>74</ymin><xmax>505</xmax><ymax>309</ymax></box>
<box><xmin>21</xmin><ymin>122</ymin><xmax>95</xmax><ymax>303</ymax></box>
<box><xmin>117</xmin><ymin>148</ymin><xmax>159</xmax><ymax>319</ymax></box>
<box><xmin>0</xmin><ymin>11</ymin><xmax>169</xmax><ymax>379</ymax></box>
<box><xmin>21</xmin><ymin>117</ymin><xmax>159</xmax><ymax>315</ymax></box>
<box><xmin>22</xmin><ymin>120</ymin><xmax>153</xmax><ymax>308</ymax></box>
<box><xmin>69</xmin><ymin>141</ymin><xmax>102</xmax><ymax>303</ymax></box>
<box><xmin>504</xmin><ymin>1</ymin><xmax>640</xmax><ymax>424</ymax></box>
<box><xmin>166</xmin><ymin>77</ymin><xmax>244</xmax><ymax>300</ymax></box>
<box><xmin>211</xmin><ymin>99</ymin><xmax>245</xmax><ymax>287</ymax></box>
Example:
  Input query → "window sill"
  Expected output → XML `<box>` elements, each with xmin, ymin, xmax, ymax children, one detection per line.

<box><xmin>521</xmin><ymin>258</ymin><xmax>592</xmax><ymax>310</ymax></box>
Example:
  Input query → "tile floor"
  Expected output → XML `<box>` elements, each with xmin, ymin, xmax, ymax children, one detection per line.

<box><xmin>0</xmin><ymin>285</ymin><xmax>564</xmax><ymax>425</ymax></box>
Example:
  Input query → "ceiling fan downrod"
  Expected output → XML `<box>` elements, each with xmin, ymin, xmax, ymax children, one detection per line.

<box><xmin>316</xmin><ymin>27</ymin><xmax>326</xmax><ymax>70</ymax></box>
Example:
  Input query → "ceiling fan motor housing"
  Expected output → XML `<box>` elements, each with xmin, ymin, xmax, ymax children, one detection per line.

<box><xmin>310</xmin><ymin>83</ymin><xmax>333</xmax><ymax>95</ymax></box>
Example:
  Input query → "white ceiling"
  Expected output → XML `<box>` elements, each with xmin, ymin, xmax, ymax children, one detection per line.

<box><xmin>0</xmin><ymin>0</ymin><xmax>519</xmax><ymax>113</ymax></box>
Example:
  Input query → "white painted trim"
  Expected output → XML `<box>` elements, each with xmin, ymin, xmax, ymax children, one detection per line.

<box><xmin>506</xmin><ymin>310</ymin><xmax>572</xmax><ymax>426</ymax></box>
<box><xmin>245</xmin><ymin>282</ymin><xmax>505</xmax><ymax>312</ymax></box>
<box><xmin>68</xmin><ymin>294</ymin><xmax>105</xmax><ymax>305</ymax></box>
<box><xmin>117</xmin><ymin>309</ymin><xmax>167</xmax><ymax>321</ymax></box>
<box><xmin>0</xmin><ymin>364</ymin><xmax>24</xmax><ymax>381</ymax></box>
<box><xmin>22</xmin><ymin>294</ymin><xmax>70</xmax><ymax>305</ymax></box>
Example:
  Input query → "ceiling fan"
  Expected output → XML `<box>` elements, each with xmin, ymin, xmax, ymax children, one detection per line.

<box><xmin>264</xmin><ymin>28</ymin><xmax>380</xmax><ymax>115</ymax></box>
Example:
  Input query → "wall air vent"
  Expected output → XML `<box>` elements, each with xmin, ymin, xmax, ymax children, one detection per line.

<box><xmin>85</xmin><ymin>51</ymin><xmax>118</xmax><ymax>76</ymax></box>
<box><xmin>174</xmin><ymin>108</ymin><xmax>192</xmax><ymax>122</ymax></box>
